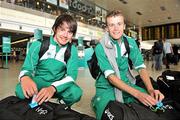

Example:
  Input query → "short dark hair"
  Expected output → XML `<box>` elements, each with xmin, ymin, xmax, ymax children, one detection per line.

<box><xmin>52</xmin><ymin>14</ymin><xmax>77</xmax><ymax>36</ymax></box>
<box><xmin>106</xmin><ymin>10</ymin><xmax>126</xmax><ymax>25</ymax></box>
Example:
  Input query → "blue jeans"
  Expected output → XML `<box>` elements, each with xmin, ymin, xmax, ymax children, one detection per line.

<box><xmin>155</xmin><ymin>54</ymin><xmax>162</xmax><ymax>70</ymax></box>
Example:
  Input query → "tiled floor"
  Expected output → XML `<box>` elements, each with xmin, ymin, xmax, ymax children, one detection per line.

<box><xmin>0</xmin><ymin>59</ymin><xmax>179</xmax><ymax>118</ymax></box>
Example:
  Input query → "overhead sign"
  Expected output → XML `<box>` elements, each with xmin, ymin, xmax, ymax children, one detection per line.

<box><xmin>68</xmin><ymin>0</ymin><xmax>95</xmax><ymax>16</ymax></box>
<box><xmin>2</xmin><ymin>36</ymin><xmax>11</xmax><ymax>53</ymax></box>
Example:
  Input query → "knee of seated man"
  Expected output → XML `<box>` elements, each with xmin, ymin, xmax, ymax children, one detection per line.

<box><xmin>69</xmin><ymin>84</ymin><xmax>83</xmax><ymax>102</ymax></box>
<box><xmin>15</xmin><ymin>83</ymin><xmax>26</xmax><ymax>99</ymax></box>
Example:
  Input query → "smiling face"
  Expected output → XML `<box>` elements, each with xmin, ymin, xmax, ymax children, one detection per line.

<box><xmin>106</xmin><ymin>15</ymin><xmax>125</xmax><ymax>40</ymax></box>
<box><xmin>105</xmin><ymin>10</ymin><xmax>126</xmax><ymax>40</ymax></box>
<box><xmin>52</xmin><ymin>14</ymin><xmax>77</xmax><ymax>45</ymax></box>
<box><xmin>54</xmin><ymin>22</ymin><xmax>73</xmax><ymax>45</ymax></box>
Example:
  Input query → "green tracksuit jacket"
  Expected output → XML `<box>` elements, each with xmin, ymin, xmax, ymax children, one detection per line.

<box><xmin>15</xmin><ymin>36</ymin><xmax>82</xmax><ymax>106</ymax></box>
<box><xmin>92</xmin><ymin>35</ymin><xmax>147</xmax><ymax>120</ymax></box>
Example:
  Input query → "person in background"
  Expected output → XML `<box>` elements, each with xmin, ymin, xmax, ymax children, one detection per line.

<box><xmin>12</xmin><ymin>48</ymin><xmax>16</xmax><ymax>62</ymax></box>
<box><xmin>151</xmin><ymin>42</ymin><xmax>156</xmax><ymax>69</ymax></box>
<box><xmin>172</xmin><ymin>44</ymin><xmax>179</xmax><ymax>65</ymax></box>
<box><xmin>91</xmin><ymin>10</ymin><xmax>164</xmax><ymax>120</ymax></box>
<box><xmin>154</xmin><ymin>40</ymin><xmax>163</xmax><ymax>70</ymax></box>
<box><xmin>158</xmin><ymin>39</ymin><xmax>164</xmax><ymax>70</ymax></box>
<box><xmin>164</xmin><ymin>39</ymin><xmax>173</xmax><ymax>69</ymax></box>
<box><xmin>15</xmin><ymin>14</ymin><xmax>82</xmax><ymax>106</ymax></box>
<box><xmin>15</xmin><ymin>49</ymin><xmax>20</xmax><ymax>62</ymax></box>
<box><xmin>136</xmin><ymin>39</ymin><xmax>141</xmax><ymax>49</ymax></box>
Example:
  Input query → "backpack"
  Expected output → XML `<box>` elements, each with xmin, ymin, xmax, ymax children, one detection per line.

<box><xmin>0</xmin><ymin>96</ymin><xmax>95</xmax><ymax>120</ymax></box>
<box><xmin>38</xmin><ymin>37</ymin><xmax>72</xmax><ymax>63</ymax></box>
<box><xmin>87</xmin><ymin>36</ymin><xmax>133</xmax><ymax>80</ymax></box>
<box><xmin>154</xmin><ymin>42</ymin><xmax>163</xmax><ymax>54</ymax></box>
<box><xmin>101</xmin><ymin>99</ymin><xmax>180</xmax><ymax>120</ymax></box>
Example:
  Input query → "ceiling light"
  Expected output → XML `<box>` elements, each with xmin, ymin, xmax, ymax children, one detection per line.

<box><xmin>11</xmin><ymin>39</ymin><xmax>29</xmax><ymax>45</ymax></box>
<box><xmin>160</xmin><ymin>6</ymin><xmax>166</xmax><ymax>11</ymax></box>
<box><xmin>136</xmin><ymin>12</ymin><xmax>142</xmax><ymax>15</ymax></box>
<box><xmin>168</xmin><ymin>17</ymin><xmax>172</xmax><ymax>19</ymax></box>
<box><xmin>122</xmin><ymin>1</ymin><xmax>127</xmax><ymax>4</ymax></box>
<box><xmin>19</xmin><ymin>26</ymin><xmax>22</xmax><ymax>30</ymax></box>
<box><xmin>119</xmin><ymin>0</ymin><xmax>128</xmax><ymax>4</ymax></box>
<box><xmin>37</xmin><ymin>2</ymin><xmax>39</xmax><ymax>5</ymax></box>
<box><xmin>80</xmin><ymin>17</ymin><xmax>84</xmax><ymax>20</ymax></box>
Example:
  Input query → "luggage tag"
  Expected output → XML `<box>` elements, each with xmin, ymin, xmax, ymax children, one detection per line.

<box><xmin>29</xmin><ymin>95</ymin><xmax>38</xmax><ymax>108</ymax></box>
<box><xmin>166</xmin><ymin>75</ymin><xmax>175</xmax><ymax>80</ymax></box>
<box><xmin>150</xmin><ymin>101</ymin><xmax>165</xmax><ymax>113</ymax></box>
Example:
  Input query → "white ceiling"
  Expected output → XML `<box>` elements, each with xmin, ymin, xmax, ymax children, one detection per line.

<box><xmin>89</xmin><ymin>0</ymin><xmax>180</xmax><ymax>27</ymax></box>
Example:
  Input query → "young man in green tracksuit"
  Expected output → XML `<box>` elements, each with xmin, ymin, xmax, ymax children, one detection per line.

<box><xmin>91</xmin><ymin>10</ymin><xmax>164</xmax><ymax>120</ymax></box>
<box><xmin>15</xmin><ymin>14</ymin><xmax>82</xmax><ymax>106</ymax></box>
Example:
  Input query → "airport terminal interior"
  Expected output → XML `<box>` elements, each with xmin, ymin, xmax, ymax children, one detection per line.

<box><xmin>0</xmin><ymin>0</ymin><xmax>180</xmax><ymax>118</ymax></box>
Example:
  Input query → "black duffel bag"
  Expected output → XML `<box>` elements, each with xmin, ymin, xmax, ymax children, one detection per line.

<box><xmin>157</xmin><ymin>70</ymin><xmax>180</xmax><ymax>103</ymax></box>
<box><xmin>0</xmin><ymin>96</ymin><xmax>95</xmax><ymax>120</ymax></box>
<box><xmin>101</xmin><ymin>99</ymin><xmax>180</xmax><ymax>120</ymax></box>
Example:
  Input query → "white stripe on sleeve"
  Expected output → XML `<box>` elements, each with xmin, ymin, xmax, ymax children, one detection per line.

<box><xmin>51</xmin><ymin>76</ymin><xmax>74</xmax><ymax>87</ymax></box>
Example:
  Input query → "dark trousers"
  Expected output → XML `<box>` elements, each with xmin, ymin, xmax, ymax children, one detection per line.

<box><xmin>166</xmin><ymin>53</ymin><xmax>172</xmax><ymax>68</ymax></box>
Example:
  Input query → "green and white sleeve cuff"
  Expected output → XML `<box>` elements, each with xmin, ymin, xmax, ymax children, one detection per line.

<box><xmin>18</xmin><ymin>70</ymin><xmax>33</xmax><ymax>81</ymax></box>
<box><xmin>135</xmin><ymin>64</ymin><xmax>146</xmax><ymax>70</ymax></box>
<box><xmin>104</xmin><ymin>70</ymin><xmax>115</xmax><ymax>78</ymax></box>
